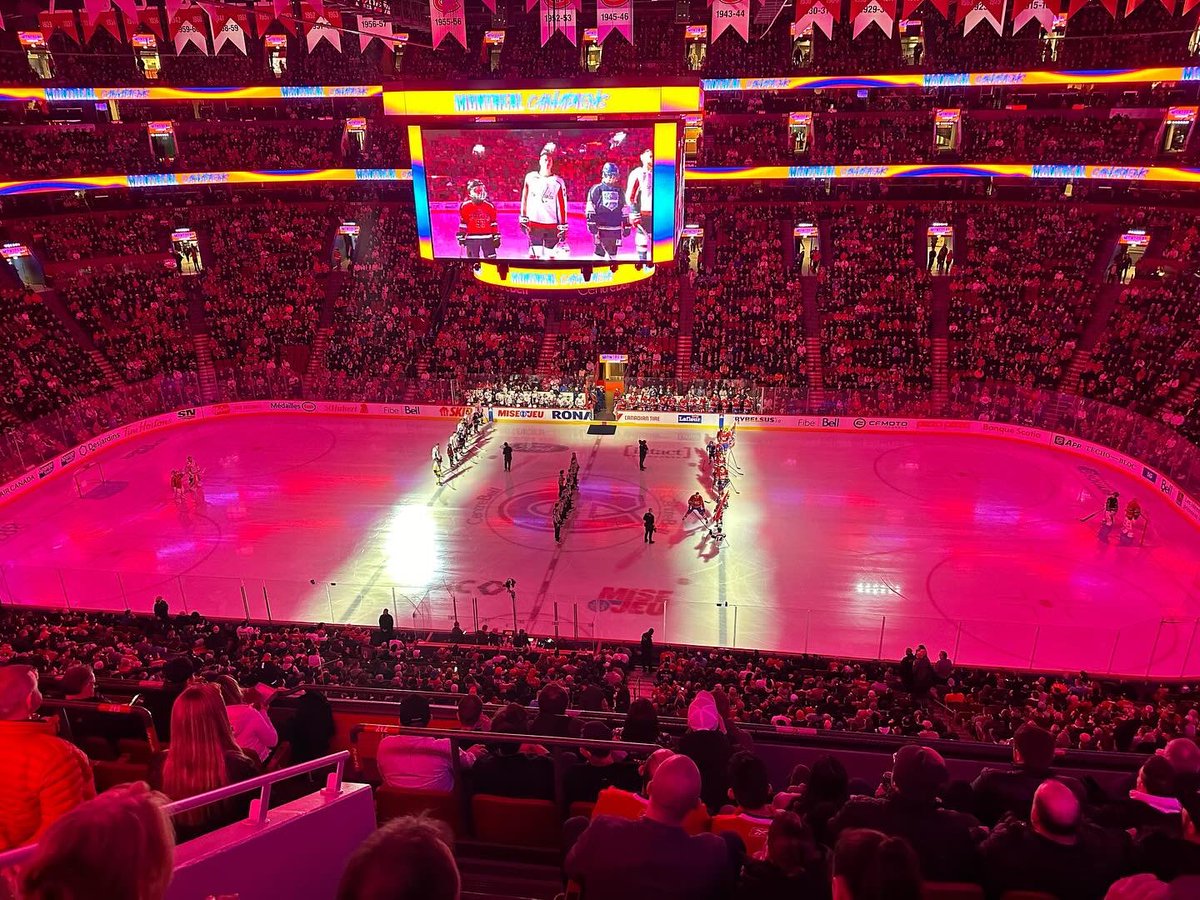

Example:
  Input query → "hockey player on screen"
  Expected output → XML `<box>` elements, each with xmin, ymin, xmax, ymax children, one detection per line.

<box><xmin>625</xmin><ymin>148</ymin><xmax>654</xmax><ymax>261</ymax></box>
<box><xmin>519</xmin><ymin>143</ymin><xmax>568</xmax><ymax>260</ymax></box>
<box><xmin>457</xmin><ymin>179</ymin><xmax>500</xmax><ymax>260</ymax></box>
<box><xmin>585</xmin><ymin>162</ymin><xmax>630</xmax><ymax>259</ymax></box>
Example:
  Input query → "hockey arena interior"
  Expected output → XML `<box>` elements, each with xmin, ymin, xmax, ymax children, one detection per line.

<box><xmin>4</xmin><ymin>1</ymin><xmax>1200</xmax><ymax>898</ymax></box>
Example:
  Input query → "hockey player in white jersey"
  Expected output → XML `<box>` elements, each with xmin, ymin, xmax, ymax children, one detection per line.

<box><xmin>519</xmin><ymin>143</ymin><xmax>569</xmax><ymax>260</ymax></box>
<box><xmin>625</xmin><ymin>148</ymin><xmax>653</xmax><ymax>261</ymax></box>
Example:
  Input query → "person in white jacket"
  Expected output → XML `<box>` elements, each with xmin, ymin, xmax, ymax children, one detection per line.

<box><xmin>210</xmin><ymin>675</ymin><xmax>278</xmax><ymax>763</ymax></box>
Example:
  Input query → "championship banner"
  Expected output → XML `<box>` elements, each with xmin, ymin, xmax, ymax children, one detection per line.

<box><xmin>480</xmin><ymin>0</ymin><xmax>496</xmax><ymax>11</ymax></box>
<box><xmin>540</xmin><ymin>0</ymin><xmax>577</xmax><ymax>46</ymax></box>
<box><xmin>212</xmin><ymin>5</ymin><xmax>251</xmax><ymax>52</ymax></box>
<box><xmin>1126</xmin><ymin>0</ymin><xmax>1174</xmax><ymax>14</ymax></box>
<box><xmin>358</xmin><ymin>14</ymin><xmax>396</xmax><ymax>49</ymax></box>
<box><xmin>110</xmin><ymin>0</ymin><xmax>139</xmax><ymax>25</ymax></box>
<box><xmin>301</xmin><ymin>3</ymin><xmax>342</xmax><ymax>50</ymax></box>
<box><xmin>958</xmin><ymin>0</ymin><xmax>1005</xmax><ymax>33</ymax></box>
<box><xmin>39</xmin><ymin>11</ymin><xmax>81</xmax><ymax>44</ymax></box>
<box><xmin>795</xmin><ymin>0</ymin><xmax>836</xmax><ymax>39</ymax></box>
<box><xmin>1011</xmin><ymin>0</ymin><xmax>1055</xmax><ymax>31</ymax></box>
<box><xmin>596</xmin><ymin>0</ymin><xmax>633</xmax><ymax>44</ymax></box>
<box><xmin>850</xmin><ymin>0</ymin><xmax>894</xmax><ymax>37</ymax></box>
<box><xmin>430</xmin><ymin>0</ymin><xmax>466</xmax><ymax>49</ymax></box>
<box><xmin>82</xmin><ymin>0</ymin><xmax>111</xmax><ymax>28</ymax></box>
<box><xmin>1185</xmin><ymin>0</ymin><xmax>1200</xmax><ymax>16</ymax></box>
<box><xmin>83</xmin><ymin>9</ymin><xmax>121</xmax><ymax>42</ymax></box>
<box><xmin>711</xmin><ymin>0</ymin><xmax>751</xmax><ymax>42</ymax></box>
<box><xmin>255</xmin><ymin>2</ymin><xmax>297</xmax><ymax>36</ymax></box>
<box><xmin>164</xmin><ymin>0</ymin><xmax>188</xmax><ymax>26</ymax></box>
<box><xmin>902</xmin><ymin>0</ymin><xmax>951</xmax><ymax>18</ymax></box>
<box><xmin>170</xmin><ymin>7</ymin><xmax>211</xmax><ymax>53</ymax></box>
<box><xmin>132</xmin><ymin>7</ymin><xmax>165</xmax><ymax>38</ymax></box>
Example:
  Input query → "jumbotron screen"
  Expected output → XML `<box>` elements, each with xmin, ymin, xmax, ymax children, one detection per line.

<box><xmin>409</xmin><ymin>122</ymin><xmax>680</xmax><ymax>263</ymax></box>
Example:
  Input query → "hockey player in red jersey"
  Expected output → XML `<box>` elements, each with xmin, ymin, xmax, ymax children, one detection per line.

<box><xmin>457</xmin><ymin>179</ymin><xmax>500</xmax><ymax>260</ymax></box>
<box><xmin>520</xmin><ymin>143</ymin><xmax>569</xmax><ymax>260</ymax></box>
<box><xmin>625</xmin><ymin>148</ymin><xmax>653</xmax><ymax>261</ymax></box>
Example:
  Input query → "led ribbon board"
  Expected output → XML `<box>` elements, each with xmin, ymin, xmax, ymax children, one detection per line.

<box><xmin>0</xmin><ymin>168</ymin><xmax>411</xmax><ymax>197</ymax></box>
<box><xmin>701</xmin><ymin>67</ymin><xmax>1200</xmax><ymax>92</ymax></box>
<box><xmin>384</xmin><ymin>85</ymin><xmax>702</xmax><ymax>117</ymax></box>
<box><xmin>472</xmin><ymin>264</ymin><xmax>655</xmax><ymax>290</ymax></box>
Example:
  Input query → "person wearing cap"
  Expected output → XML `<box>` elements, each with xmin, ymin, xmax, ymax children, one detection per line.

<box><xmin>981</xmin><ymin>779</ymin><xmax>1127</xmax><ymax>900</ymax></box>
<box><xmin>563</xmin><ymin>721</ymin><xmax>641</xmax><ymax>806</ymax></box>
<box><xmin>377</xmin><ymin>695</ymin><xmax>479</xmax><ymax>792</ymax></box>
<box><xmin>972</xmin><ymin>723</ymin><xmax>1084</xmax><ymax>827</ymax></box>
<box><xmin>828</xmin><ymin>745</ymin><xmax>982</xmax><ymax>883</ymax></box>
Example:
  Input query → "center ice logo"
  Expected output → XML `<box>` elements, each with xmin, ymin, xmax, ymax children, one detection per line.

<box><xmin>490</xmin><ymin>478</ymin><xmax>652</xmax><ymax>548</ymax></box>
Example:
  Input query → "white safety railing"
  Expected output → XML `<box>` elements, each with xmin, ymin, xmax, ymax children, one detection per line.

<box><xmin>0</xmin><ymin>750</ymin><xmax>351</xmax><ymax>872</ymax></box>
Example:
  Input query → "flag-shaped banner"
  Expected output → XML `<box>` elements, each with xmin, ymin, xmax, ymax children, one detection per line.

<box><xmin>596</xmin><ymin>0</ymin><xmax>633</xmax><ymax>44</ymax></box>
<box><xmin>850</xmin><ymin>0</ymin><xmax>894</xmax><ymax>37</ymax></box>
<box><xmin>795</xmin><ymin>0</ymin><xmax>837</xmax><ymax>39</ymax></box>
<box><xmin>165</xmin><ymin>0</ymin><xmax>189</xmax><ymax>25</ymax></box>
<box><xmin>210</xmin><ymin>5</ymin><xmax>252</xmax><ymax>53</ymax></box>
<box><xmin>170</xmin><ymin>7</ymin><xmax>210</xmax><ymax>52</ymax></box>
<box><xmin>430</xmin><ymin>0</ymin><xmax>467</xmax><ymax>49</ymax></box>
<box><xmin>711</xmin><ymin>0</ymin><xmax>751</xmax><ymax>42</ymax></box>
<box><xmin>957</xmin><ymin>0</ymin><xmax>1005</xmax><ymax>33</ymax></box>
<box><xmin>82</xmin><ymin>0</ymin><xmax>111</xmax><ymax>28</ymax></box>
<box><xmin>1184</xmin><ymin>0</ymin><xmax>1200</xmax><ymax>16</ymax></box>
<box><xmin>83</xmin><ymin>10</ymin><xmax>121</xmax><ymax>42</ymax></box>
<box><xmin>301</xmin><ymin>3</ymin><xmax>342</xmax><ymax>50</ymax></box>
<box><xmin>540</xmin><ymin>0</ymin><xmax>578</xmax><ymax>46</ymax></box>
<box><xmin>902</xmin><ymin>0</ymin><xmax>951</xmax><ymax>18</ymax></box>
<box><xmin>358</xmin><ymin>14</ymin><xmax>397</xmax><ymax>50</ymax></box>
<box><xmin>255</xmin><ymin>2</ymin><xmax>297</xmax><ymax>36</ymax></box>
<box><xmin>40</xmin><ymin>11</ymin><xmax>81</xmax><ymax>43</ymax></box>
<box><xmin>1011</xmin><ymin>0</ymin><xmax>1055</xmax><ymax>31</ymax></box>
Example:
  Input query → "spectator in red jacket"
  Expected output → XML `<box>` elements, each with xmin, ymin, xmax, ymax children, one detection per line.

<box><xmin>0</xmin><ymin>664</ymin><xmax>96</xmax><ymax>850</ymax></box>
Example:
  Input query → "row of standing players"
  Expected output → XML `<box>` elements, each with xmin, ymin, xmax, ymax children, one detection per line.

<box><xmin>169</xmin><ymin>456</ymin><xmax>204</xmax><ymax>503</ymax></box>
<box><xmin>432</xmin><ymin>406</ymin><xmax>488</xmax><ymax>485</ymax></box>
<box><xmin>457</xmin><ymin>145</ymin><xmax>654</xmax><ymax>261</ymax></box>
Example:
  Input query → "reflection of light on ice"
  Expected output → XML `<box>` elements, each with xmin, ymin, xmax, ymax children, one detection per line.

<box><xmin>384</xmin><ymin>505</ymin><xmax>440</xmax><ymax>586</ymax></box>
<box><xmin>855</xmin><ymin>581</ymin><xmax>898</xmax><ymax>596</ymax></box>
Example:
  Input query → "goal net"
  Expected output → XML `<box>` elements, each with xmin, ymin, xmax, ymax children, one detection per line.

<box><xmin>73</xmin><ymin>463</ymin><xmax>106</xmax><ymax>499</ymax></box>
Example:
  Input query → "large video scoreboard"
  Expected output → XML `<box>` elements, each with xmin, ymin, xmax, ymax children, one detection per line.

<box><xmin>387</xmin><ymin>83</ymin><xmax>701</xmax><ymax>267</ymax></box>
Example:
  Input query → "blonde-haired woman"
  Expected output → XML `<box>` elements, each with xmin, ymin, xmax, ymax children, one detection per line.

<box><xmin>149</xmin><ymin>683</ymin><xmax>259</xmax><ymax>841</ymax></box>
<box><xmin>21</xmin><ymin>782</ymin><xmax>174</xmax><ymax>900</ymax></box>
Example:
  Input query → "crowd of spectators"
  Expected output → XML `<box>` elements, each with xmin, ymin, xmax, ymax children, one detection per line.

<box><xmin>822</xmin><ymin>203</ymin><xmax>931</xmax><ymax>393</ymax></box>
<box><xmin>198</xmin><ymin>201</ymin><xmax>328</xmax><ymax>363</ymax></box>
<box><xmin>427</xmin><ymin>282</ymin><xmax>546</xmax><ymax>380</ymax></box>
<box><xmin>58</xmin><ymin>264</ymin><xmax>197</xmax><ymax>382</ymax></box>
<box><xmin>1081</xmin><ymin>213</ymin><xmax>1200</xmax><ymax>413</ymax></box>
<box><xmin>555</xmin><ymin>279</ymin><xmax>680</xmax><ymax>383</ymax></box>
<box><xmin>948</xmin><ymin>202</ymin><xmax>1108</xmax><ymax>389</ymax></box>
<box><xmin>616</xmin><ymin>381</ymin><xmax>766</xmax><ymax>414</ymax></box>
<box><xmin>323</xmin><ymin>204</ymin><xmax>440</xmax><ymax>391</ymax></box>
<box><xmin>692</xmin><ymin>205</ymin><xmax>808</xmax><ymax>386</ymax></box>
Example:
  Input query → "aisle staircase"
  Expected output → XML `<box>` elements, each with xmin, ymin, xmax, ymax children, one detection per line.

<box><xmin>304</xmin><ymin>326</ymin><xmax>334</xmax><ymax>393</ymax></box>
<box><xmin>627</xmin><ymin>668</ymin><xmax>654</xmax><ymax>701</ymax></box>
<box><xmin>675</xmin><ymin>274</ymin><xmax>696</xmax><ymax>381</ymax></box>
<box><xmin>801</xmin><ymin>278</ymin><xmax>825</xmax><ymax>410</ymax></box>
<box><xmin>1058</xmin><ymin>281</ymin><xmax>1122</xmax><ymax>395</ymax></box>
<box><xmin>191</xmin><ymin>333</ymin><xmax>220</xmax><ymax>402</ymax></box>
<box><xmin>1165</xmin><ymin>376</ymin><xmax>1200</xmax><ymax>418</ymax></box>
<box><xmin>929</xmin><ymin>278</ymin><xmax>951</xmax><ymax>409</ymax></box>
<box><xmin>535</xmin><ymin>327</ymin><xmax>560</xmax><ymax>380</ymax></box>
<box><xmin>40</xmin><ymin>288</ymin><xmax>123</xmax><ymax>388</ymax></box>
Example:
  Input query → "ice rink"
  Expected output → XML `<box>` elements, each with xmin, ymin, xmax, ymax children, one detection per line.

<box><xmin>3</xmin><ymin>414</ymin><xmax>1200</xmax><ymax>676</ymax></box>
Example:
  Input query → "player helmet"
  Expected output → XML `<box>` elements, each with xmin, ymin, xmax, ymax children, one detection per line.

<box><xmin>467</xmin><ymin>179</ymin><xmax>487</xmax><ymax>201</ymax></box>
<box><xmin>601</xmin><ymin>162</ymin><xmax>619</xmax><ymax>182</ymax></box>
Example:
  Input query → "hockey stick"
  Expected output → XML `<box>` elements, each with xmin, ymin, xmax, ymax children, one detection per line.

<box><xmin>1079</xmin><ymin>510</ymin><xmax>1100</xmax><ymax>523</ymax></box>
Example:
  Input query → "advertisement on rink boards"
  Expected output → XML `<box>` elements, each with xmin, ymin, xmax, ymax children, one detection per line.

<box><xmin>1</xmin><ymin>402</ymin><xmax>1198</xmax><ymax>531</ymax></box>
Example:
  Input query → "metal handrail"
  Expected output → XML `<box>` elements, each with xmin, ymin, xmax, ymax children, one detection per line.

<box><xmin>0</xmin><ymin>751</ymin><xmax>353</xmax><ymax>872</ymax></box>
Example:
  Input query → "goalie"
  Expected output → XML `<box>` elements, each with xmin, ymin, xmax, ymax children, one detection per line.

<box><xmin>585</xmin><ymin>162</ymin><xmax>629</xmax><ymax>259</ymax></box>
<box><xmin>457</xmin><ymin>179</ymin><xmax>500</xmax><ymax>260</ymax></box>
<box><xmin>520</xmin><ymin>142</ymin><xmax>569</xmax><ymax>260</ymax></box>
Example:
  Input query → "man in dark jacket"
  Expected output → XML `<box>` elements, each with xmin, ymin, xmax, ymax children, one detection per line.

<box><xmin>828</xmin><ymin>744</ymin><xmax>981</xmax><ymax>883</ymax></box>
<box><xmin>1094</xmin><ymin>756</ymin><xmax>1182</xmax><ymax>840</ymax></box>
<box><xmin>471</xmin><ymin>705</ymin><xmax>555</xmax><ymax>800</ymax></box>
<box><xmin>972</xmin><ymin>723</ymin><xmax>1084</xmax><ymax>826</ymax></box>
<box><xmin>1133</xmin><ymin>790</ymin><xmax>1200</xmax><ymax>882</ymax></box>
<box><xmin>981</xmin><ymin>779</ymin><xmax>1128</xmax><ymax>900</ymax></box>
<box><xmin>529</xmin><ymin>682</ymin><xmax>582</xmax><ymax>739</ymax></box>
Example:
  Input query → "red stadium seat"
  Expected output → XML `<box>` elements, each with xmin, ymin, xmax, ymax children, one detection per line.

<box><xmin>375</xmin><ymin>786</ymin><xmax>462</xmax><ymax>836</ymax></box>
<box><xmin>471</xmin><ymin>795</ymin><xmax>561</xmax><ymax>848</ymax></box>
